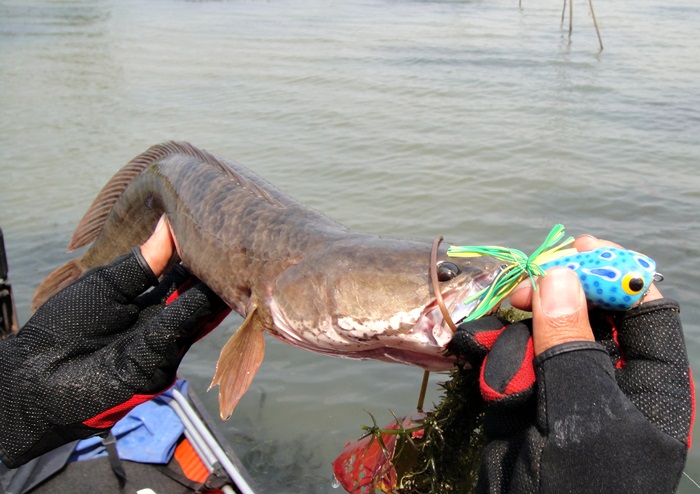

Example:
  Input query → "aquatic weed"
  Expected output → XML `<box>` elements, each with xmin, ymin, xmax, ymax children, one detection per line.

<box><xmin>395</xmin><ymin>366</ymin><xmax>486</xmax><ymax>493</ymax></box>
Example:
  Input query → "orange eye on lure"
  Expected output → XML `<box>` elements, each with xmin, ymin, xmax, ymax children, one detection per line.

<box><xmin>447</xmin><ymin>225</ymin><xmax>662</xmax><ymax>324</ymax></box>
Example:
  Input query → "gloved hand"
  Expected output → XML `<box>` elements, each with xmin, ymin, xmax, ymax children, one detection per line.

<box><xmin>448</xmin><ymin>315</ymin><xmax>536</xmax><ymax>407</ymax></box>
<box><xmin>448</xmin><ymin>236</ymin><xmax>694</xmax><ymax>493</ymax></box>
<box><xmin>0</xmin><ymin>233</ymin><xmax>230</xmax><ymax>468</ymax></box>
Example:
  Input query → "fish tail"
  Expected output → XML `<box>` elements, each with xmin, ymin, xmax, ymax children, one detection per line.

<box><xmin>31</xmin><ymin>258</ymin><xmax>84</xmax><ymax>311</ymax></box>
<box><xmin>34</xmin><ymin>142</ymin><xmax>204</xmax><ymax>310</ymax></box>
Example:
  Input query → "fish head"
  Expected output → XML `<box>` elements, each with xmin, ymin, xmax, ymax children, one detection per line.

<box><xmin>269</xmin><ymin>236</ymin><xmax>502</xmax><ymax>371</ymax></box>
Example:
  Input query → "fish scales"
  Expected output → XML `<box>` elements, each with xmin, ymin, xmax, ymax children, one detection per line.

<box><xmin>33</xmin><ymin>142</ymin><xmax>502</xmax><ymax>419</ymax></box>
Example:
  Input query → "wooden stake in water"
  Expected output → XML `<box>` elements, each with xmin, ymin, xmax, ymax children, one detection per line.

<box><xmin>589</xmin><ymin>0</ymin><xmax>604</xmax><ymax>50</ymax></box>
<box><xmin>560</xmin><ymin>0</ymin><xmax>603</xmax><ymax>51</ymax></box>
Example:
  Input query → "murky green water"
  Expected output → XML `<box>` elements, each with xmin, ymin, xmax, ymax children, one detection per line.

<box><xmin>2</xmin><ymin>0</ymin><xmax>699</xmax><ymax>491</ymax></box>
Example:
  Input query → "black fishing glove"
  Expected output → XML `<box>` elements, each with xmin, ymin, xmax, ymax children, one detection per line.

<box><xmin>0</xmin><ymin>249</ymin><xmax>230</xmax><ymax>468</ymax></box>
<box><xmin>450</xmin><ymin>299</ymin><xmax>694</xmax><ymax>493</ymax></box>
<box><xmin>448</xmin><ymin>316</ymin><xmax>536</xmax><ymax>406</ymax></box>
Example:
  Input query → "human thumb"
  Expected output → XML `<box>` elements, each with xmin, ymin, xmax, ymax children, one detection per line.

<box><xmin>532</xmin><ymin>267</ymin><xmax>594</xmax><ymax>356</ymax></box>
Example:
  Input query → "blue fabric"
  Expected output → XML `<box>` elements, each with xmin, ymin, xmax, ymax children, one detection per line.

<box><xmin>69</xmin><ymin>380</ymin><xmax>188</xmax><ymax>465</ymax></box>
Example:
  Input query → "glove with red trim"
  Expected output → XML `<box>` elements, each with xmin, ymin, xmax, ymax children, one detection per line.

<box><xmin>448</xmin><ymin>316</ymin><xmax>536</xmax><ymax>406</ymax></box>
<box><xmin>0</xmin><ymin>249</ymin><xmax>230</xmax><ymax>468</ymax></box>
<box><xmin>449</xmin><ymin>299</ymin><xmax>694</xmax><ymax>493</ymax></box>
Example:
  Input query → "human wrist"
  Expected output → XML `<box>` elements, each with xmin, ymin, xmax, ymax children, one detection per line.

<box><xmin>533</xmin><ymin>341</ymin><xmax>607</xmax><ymax>367</ymax></box>
<box><xmin>131</xmin><ymin>246</ymin><xmax>159</xmax><ymax>286</ymax></box>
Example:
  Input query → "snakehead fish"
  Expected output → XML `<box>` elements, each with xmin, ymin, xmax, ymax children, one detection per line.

<box><xmin>33</xmin><ymin>142</ymin><xmax>502</xmax><ymax>419</ymax></box>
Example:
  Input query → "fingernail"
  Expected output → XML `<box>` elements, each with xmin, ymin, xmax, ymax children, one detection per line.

<box><xmin>154</xmin><ymin>215</ymin><xmax>166</xmax><ymax>233</ymax></box>
<box><xmin>539</xmin><ymin>268</ymin><xmax>583</xmax><ymax>317</ymax></box>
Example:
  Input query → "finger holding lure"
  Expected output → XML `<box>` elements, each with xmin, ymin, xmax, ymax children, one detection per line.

<box><xmin>446</xmin><ymin>225</ymin><xmax>663</xmax><ymax>327</ymax></box>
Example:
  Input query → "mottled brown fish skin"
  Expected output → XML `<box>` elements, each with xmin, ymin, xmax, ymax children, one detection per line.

<box><xmin>33</xmin><ymin>142</ymin><xmax>502</xmax><ymax>418</ymax></box>
<box><xmin>62</xmin><ymin>143</ymin><xmax>345</xmax><ymax>321</ymax></box>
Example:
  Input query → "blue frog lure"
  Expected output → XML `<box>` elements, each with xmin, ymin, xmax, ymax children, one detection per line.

<box><xmin>539</xmin><ymin>247</ymin><xmax>658</xmax><ymax>311</ymax></box>
<box><xmin>446</xmin><ymin>224</ymin><xmax>662</xmax><ymax>323</ymax></box>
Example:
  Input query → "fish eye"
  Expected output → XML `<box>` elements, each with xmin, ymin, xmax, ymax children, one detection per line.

<box><xmin>622</xmin><ymin>272</ymin><xmax>645</xmax><ymax>295</ymax></box>
<box><xmin>437</xmin><ymin>262</ymin><xmax>461</xmax><ymax>282</ymax></box>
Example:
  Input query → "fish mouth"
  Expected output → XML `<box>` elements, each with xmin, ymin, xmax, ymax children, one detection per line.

<box><xmin>416</xmin><ymin>290</ymin><xmax>482</xmax><ymax>352</ymax></box>
<box><xmin>423</xmin><ymin>265</ymin><xmax>498</xmax><ymax>334</ymax></box>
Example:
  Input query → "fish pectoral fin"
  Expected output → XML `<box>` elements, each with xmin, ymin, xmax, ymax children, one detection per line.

<box><xmin>209</xmin><ymin>305</ymin><xmax>265</xmax><ymax>420</ymax></box>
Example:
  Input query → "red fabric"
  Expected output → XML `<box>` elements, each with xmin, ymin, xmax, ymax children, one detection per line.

<box><xmin>688</xmin><ymin>368</ymin><xmax>695</xmax><ymax>450</ymax></box>
<box><xmin>82</xmin><ymin>385</ymin><xmax>173</xmax><ymax>429</ymax></box>
<box><xmin>479</xmin><ymin>338</ymin><xmax>536</xmax><ymax>402</ymax></box>
<box><xmin>165</xmin><ymin>279</ymin><xmax>196</xmax><ymax>306</ymax></box>
<box><xmin>608</xmin><ymin>315</ymin><xmax>627</xmax><ymax>369</ymax></box>
<box><xmin>474</xmin><ymin>328</ymin><xmax>506</xmax><ymax>351</ymax></box>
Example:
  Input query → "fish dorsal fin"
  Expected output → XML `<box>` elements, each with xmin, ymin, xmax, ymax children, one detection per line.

<box><xmin>69</xmin><ymin>142</ymin><xmax>205</xmax><ymax>251</ymax></box>
<box><xmin>165</xmin><ymin>142</ymin><xmax>284</xmax><ymax>209</ymax></box>
<box><xmin>196</xmin><ymin>148</ymin><xmax>285</xmax><ymax>209</ymax></box>
<box><xmin>209</xmin><ymin>305</ymin><xmax>266</xmax><ymax>420</ymax></box>
<box><xmin>69</xmin><ymin>141</ymin><xmax>283</xmax><ymax>252</ymax></box>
